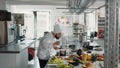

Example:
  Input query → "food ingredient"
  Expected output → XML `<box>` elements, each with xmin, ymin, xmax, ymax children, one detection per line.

<box><xmin>97</xmin><ymin>54</ymin><xmax>104</xmax><ymax>61</ymax></box>
<box><xmin>58</xmin><ymin>63</ymin><xmax>66</xmax><ymax>68</ymax></box>
<box><xmin>85</xmin><ymin>62</ymin><xmax>93</xmax><ymax>68</ymax></box>
<box><xmin>78</xmin><ymin>55</ymin><xmax>83</xmax><ymax>60</ymax></box>
<box><xmin>48</xmin><ymin>56</ymin><xmax>74</xmax><ymax>68</ymax></box>
<box><xmin>79</xmin><ymin>59</ymin><xmax>84</xmax><ymax>64</ymax></box>
<box><xmin>67</xmin><ymin>64</ymin><xmax>74</xmax><ymax>68</ymax></box>
<box><xmin>67</xmin><ymin>60</ymin><xmax>75</xmax><ymax>63</ymax></box>
<box><xmin>82</xmin><ymin>53</ymin><xmax>88</xmax><ymax>63</ymax></box>
<box><xmin>87</xmin><ymin>55</ymin><xmax>92</xmax><ymax>60</ymax></box>
<box><xmin>48</xmin><ymin>56</ymin><xmax>64</xmax><ymax>64</ymax></box>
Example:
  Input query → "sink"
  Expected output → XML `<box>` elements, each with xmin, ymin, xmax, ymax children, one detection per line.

<box><xmin>20</xmin><ymin>43</ymin><xmax>26</xmax><ymax>45</ymax></box>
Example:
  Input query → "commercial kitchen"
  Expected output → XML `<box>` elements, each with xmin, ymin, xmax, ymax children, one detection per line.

<box><xmin>0</xmin><ymin>0</ymin><xmax>119</xmax><ymax>68</ymax></box>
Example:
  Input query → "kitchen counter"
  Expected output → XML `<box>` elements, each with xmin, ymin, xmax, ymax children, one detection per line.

<box><xmin>0</xmin><ymin>39</ymin><xmax>35</xmax><ymax>53</ymax></box>
<box><xmin>0</xmin><ymin>39</ymin><xmax>36</xmax><ymax>68</ymax></box>
<box><xmin>47</xmin><ymin>40</ymin><xmax>104</xmax><ymax>68</ymax></box>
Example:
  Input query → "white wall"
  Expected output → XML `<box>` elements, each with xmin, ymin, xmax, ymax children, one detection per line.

<box><xmin>50</xmin><ymin>8</ymin><xmax>72</xmax><ymax>31</ymax></box>
<box><xmin>99</xmin><ymin>7</ymin><xmax>105</xmax><ymax>17</ymax></box>
<box><xmin>72</xmin><ymin>14</ymin><xmax>79</xmax><ymax>23</ymax></box>
<box><xmin>9</xmin><ymin>5</ymin><xmax>74</xmax><ymax>38</ymax></box>
<box><xmin>9</xmin><ymin>5</ymin><xmax>103</xmax><ymax>38</ymax></box>
<box><xmin>79</xmin><ymin>13</ymin><xmax>84</xmax><ymax>25</ymax></box>
<box><xmin>0</xmin><ymin>0</ymin><xmax>6</xmax><ymax>10</ymax></box>
<box><xmin>9</xmin><ymin>5</ymin><xmax>101</xmax><ymax>37</ymax></box>
<box><xmin>86</xmin><ymin>11</ymin><xmax>98</xmax><ymax>36</ymax></box>
<box><xmin>9</xmin><ymin>5</ymin><xmax>70</xmax><ymax>30</ymax></box>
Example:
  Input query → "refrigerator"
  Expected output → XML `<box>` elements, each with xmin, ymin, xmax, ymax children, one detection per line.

<box><xmin>7</xmin><ymin>21</ymin><xmax>15</xmax><ymax>43</ymax></box>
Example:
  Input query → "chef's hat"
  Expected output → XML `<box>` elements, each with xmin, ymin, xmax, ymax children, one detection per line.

<box><xmin>54</xmin><ymin>24</ymin><xmax>61</xmax><ymax>33</ymax></box>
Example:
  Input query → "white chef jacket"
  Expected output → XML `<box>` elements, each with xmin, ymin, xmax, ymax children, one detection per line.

<box><xmin>37</xmin><ymin>32</ymin><xmax>57</xmax><ymax>60</ymax></box>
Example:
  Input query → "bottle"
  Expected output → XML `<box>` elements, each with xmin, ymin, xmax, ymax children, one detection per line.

<box><xmin>66</xmin><ymin>44</ymin><xmax>69</xmax><ymax>56</ymax></box>
<box><xmin>18</xmin><ymin>40</ymin><xmax>21</xmax><ymax>43</ymax></box>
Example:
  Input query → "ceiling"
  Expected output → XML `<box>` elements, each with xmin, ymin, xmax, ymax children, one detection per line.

<box><xmin>6</xmin><ymin>0</ymin><xmax>105</xmax><ymax>7</ymax></box>
<box><xmin>85</xmin><ymin>0</ymin><xmax>105</xmax><ymax>12</ymax></box>
<box><xmin>6</xmin><ymin>0</ymin><xmax>68</xmax><ymax>6</ymax></box>
<box><xmin>6</xmin><ymin>0</ymin><xmax>105</xmax><ymax>13</ymax></box>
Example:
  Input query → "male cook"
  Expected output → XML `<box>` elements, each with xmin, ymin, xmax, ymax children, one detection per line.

<box><xmin>37</xmin><ymin>24</ymin><xmax>61</xmax><ymax>68</ymax></box>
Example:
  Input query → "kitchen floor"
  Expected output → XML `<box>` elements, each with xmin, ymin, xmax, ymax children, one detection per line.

<box><xmin>28</xmin><ymin>38</ymin><xmax>104</xmax><ymax>68</ymax></box>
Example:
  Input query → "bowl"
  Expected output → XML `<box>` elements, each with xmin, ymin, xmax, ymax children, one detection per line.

<box><xmin>86</xmin><ymin>46</ymin><xmax>93</xmax><ymax>50</ymax></box>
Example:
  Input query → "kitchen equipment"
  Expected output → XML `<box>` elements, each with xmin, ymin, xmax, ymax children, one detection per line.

<box><xmin>69</xmin><ymin>45</ymin><xmax>75</xmax><ymax>50</ymax></box>
<box><xmin>83</xmin><ymin>42</ymin><xmax>90</xmax><ymax>48</ymax></box>
<box><xmin>86</xmin><ymin>46</ymin><xmax>93</xmax><ymax>50</ymax></box>
<box><xmin>60</xmin><ymin>49</ymin><xmax>66</xmax><ymax>56</ymax></box>
<box><xmin>76</xmin><ymin>49</ymin><xmax>82</xmax><ymax>56</ymax></box>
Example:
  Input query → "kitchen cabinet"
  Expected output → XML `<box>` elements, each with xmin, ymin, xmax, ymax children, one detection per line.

<box><xmin>0</xmin><ymin>10</ymin><xmax>11</xmax><ymax>21</ymax></box>
<box><xmin>0</xmin><ymin>21</ymin><xmax>8</xmax><ymax>44</ymax></box>
<box><xmin>0</xmin><ymin>48</ymin><xmax>28</xmax><ymax>68</ymax></box>
<box><xmin>0</xmin><ymin>39</ymin><xmax>35</xmax><ymax>68</ymax></box>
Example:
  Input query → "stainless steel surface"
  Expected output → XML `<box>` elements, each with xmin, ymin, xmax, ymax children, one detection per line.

<box><xmin>46</xmin><ymin>40</ymin><xmax>104</xmax><ymax>68</ymax></box>
<box><xmin>0</xmin><ymin>47</ymin><xmax>28</xmax><ymax>68</ymax></box>
<box><xmin>0</xmin><ymin>21</ymin><xmax>7</xmax><ymax>44</ymax></box>
<box><xmin>0</xmin><ymin>39</ymin><xmax>35</xmax><ymax>53</ymax></box>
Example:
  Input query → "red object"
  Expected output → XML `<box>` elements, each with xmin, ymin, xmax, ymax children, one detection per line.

<box><xmin>28</xmin><ymin>48</ymin><xmax>35</xmax><ymax>58</ymax></box>
<box><xmin>78</xmin><ymin>55</ymin><xmax>83</xmax><ymax>60</ymax></box>
<box><xmin>98</xmin><ymin>29</ymin><xmax>104</xmax><ymax>38</ymax></box>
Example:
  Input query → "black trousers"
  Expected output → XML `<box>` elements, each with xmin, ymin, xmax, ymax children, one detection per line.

<box><xmin>39</xmin><ymin>59</ymin><xmax>48</xmax><ymax>68</ymax></box>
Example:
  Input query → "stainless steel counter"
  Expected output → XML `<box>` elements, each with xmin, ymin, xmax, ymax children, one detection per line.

<box><xmin>0</xmin><ymin>39</ymin><xmax>36</xmax><ymax>68</ymax></box>
<box><xmin>47</xmin><ymin>40</ymin><xmax>104</xmax><ymax>68</ymax></box>
<box><xmin>0</xmin><ymin>39</ymin><xmax>35</xmax><ymax>53</ymax></box>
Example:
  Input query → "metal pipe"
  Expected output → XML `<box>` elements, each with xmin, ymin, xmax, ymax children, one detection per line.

<box><xmin>56</xmin><ymin>7</ymin><xmax>97</xmax><ymax>9</ymax></box>
<box><xmin>33</xmin><ymin>11</ymin><xmax>37</xmax><ymax>39</ymax></box>
<box><xmin>76</xmin><ymin>0</ymin><xmax>96</xmax><ymax>14</ymax></box>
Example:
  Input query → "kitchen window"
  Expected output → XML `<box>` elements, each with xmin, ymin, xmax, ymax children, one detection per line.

<box><xmin>25</xmin><ymin>11</ymin><xmax>50</xmax><ymax>39</ymax></box>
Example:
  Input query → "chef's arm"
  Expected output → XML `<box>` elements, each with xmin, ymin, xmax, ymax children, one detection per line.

<box><xmin>42</xmin><ymin>39</ymin><xmax>59</xmax><ymax>57</ymax></box>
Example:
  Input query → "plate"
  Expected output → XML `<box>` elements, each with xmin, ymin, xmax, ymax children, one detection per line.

<box><xmin>94</xmin><ymin>48</ymin><xmax>103</xmax><ymax>51</ymax></box>
<box><xmin>47</xmin><ymin>64</ymin><xmax>58</xmax><ymax>66</ymax></box>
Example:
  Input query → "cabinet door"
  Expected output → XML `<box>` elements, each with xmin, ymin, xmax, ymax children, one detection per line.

<box><xmin>0</xmin><ymin>21</ymin><xmax>8</xmax><ymax>44</ymax></box>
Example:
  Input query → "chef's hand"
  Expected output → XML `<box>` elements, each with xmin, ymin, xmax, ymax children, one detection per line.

<box><xmin>53</xmin><ymin>41</ymin><xmax>60</xmax><ymax>50</ymax></box>
<box><xmin>53</xmin><ymin>41</ymin><xmax>60</xmax><ymax>45</ymax></box>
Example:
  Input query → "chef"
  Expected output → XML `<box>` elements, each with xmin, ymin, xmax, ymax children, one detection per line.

<box><xmin>37</xmin><ymin>24</ymin><xmax>61</xmax><ymax>68</ymax></box>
